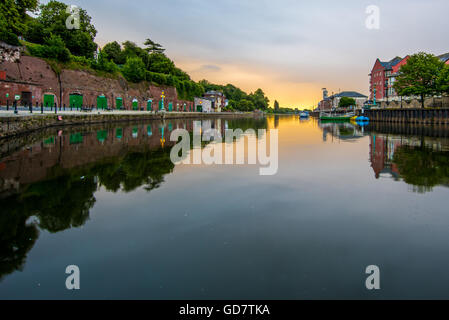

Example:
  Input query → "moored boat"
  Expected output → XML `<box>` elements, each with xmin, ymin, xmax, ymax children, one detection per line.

<box><xmin>320</xmin><ymin>111</ymin><xmax>355</xmax><ymax>122</ymax></box>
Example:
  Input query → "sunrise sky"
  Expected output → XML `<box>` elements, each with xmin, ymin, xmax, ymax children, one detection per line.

<box><xmin>46</xmin><ymin>0</ymin><xmax>449</xmax><ymax>109</ymax></box>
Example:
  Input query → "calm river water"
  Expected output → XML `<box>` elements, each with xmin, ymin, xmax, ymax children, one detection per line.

<box><xmin>1</xmin><ymin>115</ymin><xmax>449</xmax><ymax>299</ymax></box>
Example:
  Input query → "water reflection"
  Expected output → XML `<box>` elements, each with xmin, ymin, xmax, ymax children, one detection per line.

<box><xmin>316</xmin><ymin>120</ymin><xmax>449</xmax><ymax>193</ymax></box>
<box><xmin>0</xmin><ymin>117</ymin><xmax>268</xmax><ymax>282</ymax></box>
<box><xmin>368</xmin><ymin>129</ymin><xmax>449</xmax><ymax>193</ymax></box>
<box><xmin>2</xmin><ymin>115</ymin><xmax>449</xmax><ymax>298</ymax></box>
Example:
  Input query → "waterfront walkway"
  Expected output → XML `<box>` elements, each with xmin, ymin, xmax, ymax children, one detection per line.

<box><xmin>0</xmin><ymin>107</ymin><xmax>205</xmax><ymax>118</ymax></box>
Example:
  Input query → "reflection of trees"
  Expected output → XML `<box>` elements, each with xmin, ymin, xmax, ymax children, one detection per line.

<box><xmin>21</xmin><ymin>175</ymin><xmax>97</xmax><ymax>233</ymax></box>
<box><xmin>0</xmin><ymin>198</ymin><xmax>39</xmax><ymax>282</ymax></box>
<box><xmin>226</xmin><ymin>118</ymin><xmax>268</xmax><ymax>132</ymax></box>
<box><xmin>0</xmin><ymin>146</ymin><xmax>174</xmax><ymax>282</ymax></box>
<box><xmin>393</xmin><ymin>145</ymin><xmax>449</xmax><ymax>193</ymax></box>
<box><xmin>95</xmin><ymin>148</ymin><xmax>175</xmax><ymax>193</ymax></box>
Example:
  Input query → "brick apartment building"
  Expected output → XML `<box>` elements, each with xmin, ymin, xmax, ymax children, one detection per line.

<box><xmin>369</xmin><ymin>52</ymin><xmax>449</xmax><ymax>103</ymax></box>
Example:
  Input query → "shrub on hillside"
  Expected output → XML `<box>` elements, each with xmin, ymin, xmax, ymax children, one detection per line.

<box><xmin>122</xmin><ymin>57</ymin><xmax>146</xmax><ymax>83</ymax></box>
<box><xmin>0</xmin><ymin>15</ymin><xmax>21</xmax><ymax>46</ymax></box>
<box><xmin>27</xmin><ymin>35</ymin><xmax>71</xmax><ymax>62</ymax></box>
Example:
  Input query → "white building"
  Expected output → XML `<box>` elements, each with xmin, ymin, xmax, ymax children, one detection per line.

<box><xmin>329</xmin><ymin>91</ymin><xmax>368</xmax><ymax>110</ymax></box>
<box><xmin>194</xmin><ymin>97</ymin><xmax>213</xmax><ymax>113</ymax></box>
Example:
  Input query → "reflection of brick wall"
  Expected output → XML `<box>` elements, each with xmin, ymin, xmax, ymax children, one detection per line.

<box><xmin>0</xmin><ymin>56</ymin><xmax>194</xmax><ymax>110</ymax></box>
<box><xmin>369</xmin><ymin>134</ymin><xmax>403</xmax><ymax>179</ymax></box>
<box><xmin>0</xmin><ymin>119</ymin><xmax>194</xmax><ymax>189</ymax></box>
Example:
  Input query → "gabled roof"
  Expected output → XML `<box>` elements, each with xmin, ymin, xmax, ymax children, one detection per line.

<box><xmin>205</xmin><ymin>90</ymin><xmax>223</xmax><ymax>96</ymax></box>
<box><xmin>330</xmin><ymin>91</ymin><xmax>368</xmax><ymax>99</ymax></box>
<box><xmin>379</xmin><ymin>56</ymin><xmax>403</xmax><ymax>70</ymax></box>
<box><xmin>438</xmin><ymin>52</ymin><xmax>449</xmax><ymax>63</ymax></box>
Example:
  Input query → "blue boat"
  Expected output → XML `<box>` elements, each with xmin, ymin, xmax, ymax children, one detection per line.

<box><xmin>300</xmin><ymin>111</ymin><xmax>310</xmax><ymax>118</ymax></box>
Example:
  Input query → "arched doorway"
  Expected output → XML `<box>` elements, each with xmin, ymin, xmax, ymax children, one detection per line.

<box><xmin>132</xmin><ymin>98</ymin><xmax>139</xmax><ymax>111</ymax></box>
<box><xmin>69</xmin><ymin>93</ymin><xmax>83</xmax><ymax>110</ymax></box>
<box><xmin>116</xmin><ymin>97</ymin><xmax>123</xmax><ymax>110</ymax></box>
<box><xmin>43</xmin><ymin>93</ymin><xmax>55</xmax><ymax>108</ymax></box>
<box><xmin>97</xmin><ymin>95</ymin><xmax>107</xmax><ymax>109</ymax></box>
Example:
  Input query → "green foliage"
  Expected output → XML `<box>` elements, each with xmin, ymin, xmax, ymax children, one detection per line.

<box><xmin>437</xmin><ymin>65</ymin><xmax>449</xmax><ymax>95</ymax></box>
<box><xmin>0</xmin><ymin>0</ymin><xmax>38</xmax><ymax>36</ymax></box>
<box><xmin>23</xmin><ymin>18</ymin><xmax>49</xmax><ymax>44</ymax></box>
<box><xmin>91</xmin><ymin>49</ymin><xmax>118</xmax><ymax>73</ymax></box>
<box><xmin>122</xmin><ymin>57</ymin><xmax>146</xmax><ymax>83</ymax></box>
<box><xmin>26</xmin><ymin>0</ymin><xmax>98</xmax><ymax>58</ymax></box>
<box><xmin>338</xmin><ymin>97</ymin><xmax>356</xmax><ymax>108</ymax></box>
<box><xmin>103</xmin><ymin>41</ymin><xmax>126</xmax><ymax>65</ymax></box>
<box><xmin>250</xmin><ymin>88</ymin><xmax>270</xmax><ymax>110</ymax></box>
<box><xmin>27</xmin><ymin>34</ymin><xmax>71</xmax><ymax>62</ymax></box>
<box><xmin>144</xmin><ymin>38</ymin><xmax>165</xmax><ymax>54</ymax></box>
<box><xmin>198</xmin><ymin>79</ymin><xmax>270</xmax><ymax>112</ymax></box>
<box><xmin>2</xmin><ymin>0</ymin><xmax>269</xmax><ymax>106</ymax></box>
<box><xmin>0</xmin><ymin>13</ymin><xmax>21</xmax><ymax>46</ymax></box>
<box><xmin>145</xmin><ymin>71</ymin><xmax>203</xmax><ymax>100</ymax></box>
<box><xmin>394</xmin><ymin>52</ymin><xmax>445</xmax><ymax>108</ymax></box>
<box><xmin>393</xmin><ymin>145</ymin><xmax>449</xmax><ymax>193</ymax></box>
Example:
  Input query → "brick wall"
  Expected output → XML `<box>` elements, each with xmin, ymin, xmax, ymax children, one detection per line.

<box><xmin>0</xmin><ymin>56</ymin><xmax>195</xmax><ymax>110</ymax></box>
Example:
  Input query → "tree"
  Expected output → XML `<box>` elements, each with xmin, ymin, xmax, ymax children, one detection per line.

<box><xmin>144</xmin><ymin>38</ymin><xmax>165</xmax><ymax>54</ymax></box>
<box><xmin>239</xmin><ymin>99</ymin><xmax>255</xmax><ymax>111</ymax></box>
<box><xmin>250</xmin><ymin>88</ymin><xmax>269</xmax><ymax>110</ymax></box>
<box><xmin>393</xmin><ymin>52</ymin><xmax>445</xmax><ymax>108</ymax></box>
<box><xmin>0</xmin><ymin>11</ymin><xmax>21</xmax><ymax>46</ymax></box>
<box><xmin>122</xmin><ymin>40</ymin><xmax>150</xmax><ymax>67</ymax></box>
<box><xmin>274</xmin><ymin>100</ymin><xmax>280</xmax><ymax>111</ymax></box>
<box><xmin>122</xmin><ymin>57</ymin><xmax>146</xmax><ymax>83</ymax></box>
<box><xmin>147</xmin><ymin>52</ymin><xmax>176</xmax><ymax>74</ymax></box>
<box><xmin>32</xmin><ymin>1</ymin><xmax>98</xmax><ymax>58</ymax></box>
<box><xmin>15</xmin><ymin>0</ymin><xmax>39</xmax><ymax>16</ymax></box>
<box><xmin>437</xmin><ymin>65</ymin><xmax>449</xmax><ymax>95</ymax></box>
<box><xmin>338</xmin><ymin>97</ymin><xmax>356</xmax><ymax>108</ymax></box>
<box><xmin>0</xmin><ymin>0</ymin><xmax>39</xmax><ymax>35</ymax></box>
<box><xmin>91</xmin><ymin>49</ymin><xmax>117</xmax><ymax>73</ymax></box>
<box><xmin>27</xmin><ymin>34</ymin><xmax>71</xmax><ymax>62</ymax></box>
<box><xmin>103</xmin><ymin>41</ymin><xmax>126</xmax><ymax>65</ymax></box>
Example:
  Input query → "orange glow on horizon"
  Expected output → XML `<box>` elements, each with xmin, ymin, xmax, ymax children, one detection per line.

<box><xmin>176</xmin><ymin>60</ymin><xmax>323</xmax><ymax>110</ymax></box>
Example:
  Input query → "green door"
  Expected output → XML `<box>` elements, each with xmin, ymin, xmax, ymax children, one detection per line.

<box><xmin>196</xmin><ymin>105</ymin><xmax>202</xmax><ymax>112</ymax></box>
<box><xmin>43</xmin><ymin>94</ymin><xmax>54</xmax><ymax>107</ymax></box>
<box><xmin>168</xmin><ymin>102</ymin><xmax>173</xmax><ymax>112</ymax></box>
<box><xmin>147</xmin><ymin>100</ymin><xmax>152</xmax><ymax>111</ymax></box>
<box><xmin>116</xmin><ymin>128</ymin><xmax>123</xmax><ymax>139</ymax></box>
<box><xmin>43</xmin><ymin>136</ymin><xmax>55</xmax><ymax>145</ymax></box>
<box><xmin>116</xmin><ymin>98</ymin><xmax>123</xmax><ymax>109</ymax></box>
<box><xmin>69</xmin><ymin>94</ymin><xmax>83</xmax><ymax>110</ymax></box>
<box><xmin>97</xmin><ymin>130</ymin><xmax>108</xmax><ymax>142</ymax></box>
<box><xmin>69</xmin><ymin>133</ymin><xmax>83</xmax><ymax>145</ymax></box>
<box><xmin>97</xmin><ymin>96</ymin><xmax>107</xmax><ymax>109</ymax></box>
<box><xmin>159</xmin><ymin>100</ymin><xmax>164</xmax><ymax>110</ymax></box>
<box><xmin>132</xmin><ymin>99</ymin><xmax>138</xmax><ymax>111</ymax></box>
<box><xmin>184</xmin><ymin>104</ymin><xmax>186</xmax><ymax>112</ymax></box>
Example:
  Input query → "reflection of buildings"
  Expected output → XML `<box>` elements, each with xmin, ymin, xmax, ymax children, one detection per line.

<box><xmin>369</xmin><ymin>134</ymin><xmax>403</xmax><ymax>179</ymax></box>
<box><xmin>369</xmin><ymin>133</ymin><xmax>449</xmax><ymax>191</ymax></box>
<box><xmin>0</xmin><ymin>120</ymin><xmax>191</xmax><ymax>194</ymax></box>
<box><xmin>318</xmin><ymin>121</ymin><xmax>367</xmax><ymax>142</ymax></box>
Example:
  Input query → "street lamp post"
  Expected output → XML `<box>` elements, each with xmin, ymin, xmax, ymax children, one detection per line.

<box><xmin>160</xmin><ymin>91</ymin><xmax>165</xmax><ymax>111</ymax></box>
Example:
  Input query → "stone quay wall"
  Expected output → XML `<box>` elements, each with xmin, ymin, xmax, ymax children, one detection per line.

<box><xmin>0</xmin><ymin>51</ymin><xmax>195</xmax><ymax>111</ymax></box>
<box><xmin>0</xmin><ymin>112</ymin><xmax>255</xmax><ymax>139</ymax></box>
<box><xmin>363</xmin><ymin>108</ymin><xmax>449</xmax><ymax>125</ymax></box>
